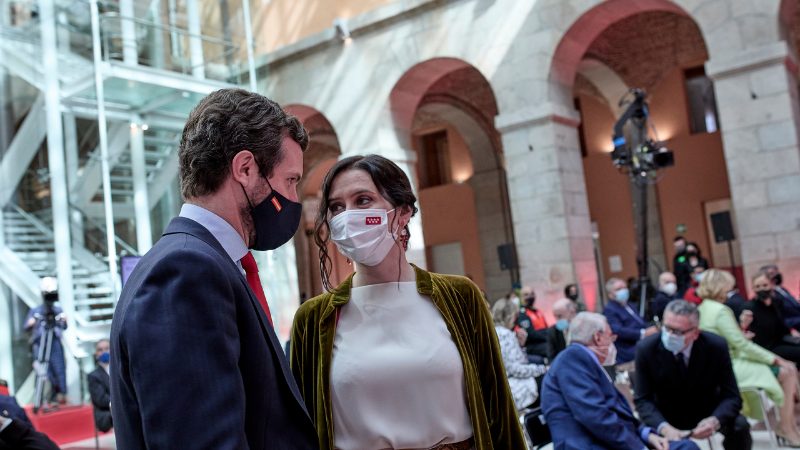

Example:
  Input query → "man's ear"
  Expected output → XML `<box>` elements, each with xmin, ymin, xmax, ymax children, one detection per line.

<box><xmin>231</xmin><ymin>151</ymin><xmax>256</xmax><ymax>186</ymax></box>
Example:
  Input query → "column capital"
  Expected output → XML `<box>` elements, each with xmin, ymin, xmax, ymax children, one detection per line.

<box><xmin>706</xmin><ymin>41</ymin><xmax>798</xmax><ymax>80</ymax></box>
<box><xmin>494</xmin><ymin>102</ymin><xmax>581</xmax><ymax>134</ymax></box>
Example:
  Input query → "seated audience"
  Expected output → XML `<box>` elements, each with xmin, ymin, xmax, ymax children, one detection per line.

<box><xmin>492</xmin><ymin>299</ymin><xmax>547</xmax><ymax>411</ymax></box>
<box><xmin>697</xmin><ymin>269</ymin><xmax>800</xmax><ymax>445</ymax></box>
<box><xmin>762</xmin><ymin>264</ymin><xmax>800</xmax><ymax>330</ymax></box>
<box><xmin>650</xmin><ymin>272</ymin><xmax>678</xmax><ymax>321</ymax></box>
<box><xmin>564</xmin><ymin>284</ymin><xmax>587</xmax><ymax>312</ymax></box>
<box><xmin>547</xmin><ymin>298</ymin><xmax>575</xmax><ymax>361</ymax></box>
<box><xmin>675</xmin><ymin>242</ymin><xmax>709</xmax><ymax>298</ymax></box>
<box><xmin>516</xmin><ymin>286</ymin><xmax>549</xmax><ymax>363</ymax></box>
<box><xmin>683</xmin><ymin>266</ymin><xmax>706</xmax><ymax>305</ymax></box>
<box><xmin>724</xmin><ymin>287</ymin><xmax>748</xmax><ymax>325</ymax></box>
<box><xmin>89</xmin><ymin>339</ymin><xmax>113</xmax><ymax>432</ymax></box>
<box><xmin>0</xmin><ymin>415</ymin><xmax>59</xmax><ymax>450</ymax></box>
<box><xmin>603</xmin><ymin>278</ymin><xmax>658</xmax><ymax>366</ymax></box>
<box><xmin>744</xmin><ymin>271</ymin><xmax>800</xmax><ymax>366</ymax></box>
<box><xmin>635</xmin><ymin>300</ymin><xmax>750</xmax><ymax>450</ymax></box>
<box><xmin>541</xmin><ymin>312</ymin><xmax>698</xmax><ymax>450</ymax></box>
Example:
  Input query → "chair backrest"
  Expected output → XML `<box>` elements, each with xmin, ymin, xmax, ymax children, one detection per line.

<box><xmin>524</xmin><ymin>407</ymin><xmax>552</xmax><ymax>448</ymax></box>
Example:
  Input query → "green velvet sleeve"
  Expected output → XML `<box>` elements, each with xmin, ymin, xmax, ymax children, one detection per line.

<box><xmin>715</xmin><ymin>303</ymin><xmax>776</xmax><ymax>366</ymax></box>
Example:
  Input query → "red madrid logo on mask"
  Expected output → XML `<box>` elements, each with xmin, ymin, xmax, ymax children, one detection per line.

<box><xmin>366</xmin><ymin>217</ymin><xmax>381</xmax><ymax>225</ymax></box>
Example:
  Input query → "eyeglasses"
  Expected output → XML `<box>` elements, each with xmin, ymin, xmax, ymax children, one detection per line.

<box><xmin>663</xmin><ymin>325</ymin><xmax>697</xmax><ymax>337</ymax></box>
<box><xmin>596</xmin><ymin>332</ymin><xmax>617</xmax><ymax>342</ymax></box>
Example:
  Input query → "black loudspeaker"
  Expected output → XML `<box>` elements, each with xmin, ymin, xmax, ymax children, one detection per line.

<box><xmin>710</xmin><ymin>211</ymin><xmax>736</xmax><ymax>243</ymax></box>
<box><xmin>498</xmin><ymin>244</ymin><xmax>517</xmax><ymax>271</ymax></box>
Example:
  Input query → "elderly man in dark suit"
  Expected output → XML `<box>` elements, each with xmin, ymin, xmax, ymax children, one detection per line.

<box><xmin>635</xmin><ymin>300</ymin><xmax>750</xmax><ymax>450</ymax></box>
<box><xmin>603</xmin><ymin>278</ymin><xmax>659</xmax><ymax>365</ymax></box>
<box><xmin>110</xmin><ymin>89</ymin><xmax>318</xmax><ymax>449</ymax></box>
<box><xmin>546</xmin><ymin>298</ymin><xmax>575</xmax><ymax>361</ymax></box>
<box><xmin>88</xmin><ymin>339</ymin><xmax>112</xmax><ymax>432</ymax></box>
<box><xmin>541</xmin><ymin>312</ymin><xmax>699</xmax><ymax>450</ymax></box>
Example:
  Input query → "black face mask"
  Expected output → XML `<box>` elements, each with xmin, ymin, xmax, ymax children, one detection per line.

<box><xmin>773</xmin><ymin>273</ymin><xmax>783</xmax><ymax>286</ymax></box>
<box><xmin>241</xmin><ymin>174</ymin><xmax>302</xmax><ymax>251</ymax></box>
<box><xmin>756</xmin><ymin>290</ymin><xmax>772</xmax><ymax>301</ymax></box>
<box><xmin>686</xmin><ymin>250</ymin><xmax>698</xmax><ymax>257</ymax></box>
<box><xmin>525</xmin><ymin>297</ymin><xmax>536</xmax><ymax>309</ymax></box>
<box><xmin>568</xmin><ymin>292</ymin><xmax>578</xmax><ymax>301</ymax></box>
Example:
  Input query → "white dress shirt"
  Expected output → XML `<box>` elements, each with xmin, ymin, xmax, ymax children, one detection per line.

<box><xmin>179</xmin><ymin>204</ymin><xmax>248</xmax><ymax>272</ymax></box>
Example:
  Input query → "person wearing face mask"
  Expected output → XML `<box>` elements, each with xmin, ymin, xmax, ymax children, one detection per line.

<box><xmin>743</xmin><ymin>272</ymin><xmax>800</xmax><ymax>367</ymax></box>
<box><xmin>650</xmin><ymin>272</ymin><xmax>678</xmax><ymax>322</ymax></box>
<box><xmin>675</xmin><ymin>243</ymin><xmax>709</xmax><ymax>298</ymax></box>
<box><xmin>109</xmin><ymin>90</ymin><xmax>318</xmax><ymax>450</ymax></box>
<box><xmin>541</xmin><ymin>312</ymin><xmax>698</xmax><ymax>450</ymax></box>
<box><xmin>491</xmin><ymin>299</ymin><xmax>547</xmax><ymax>411</ymax></box>
<box><xmin>761</xmin><ymin>264</ymin><xmax>800</xmax><ymax>330</ymax></box>
<box><xmin>563</xmin><ymin>284</ymin><xmax>587</xmax><ymax>312</ymax></box>
<box><xmin>290</xmin><ymin>155</ymin><xmax>525</xmax><ymax>450</ymax></box>
<box><xmin>635</xmin><ymin>300</ymin><xmax>750</xmax><ymax>450</ymax></box>
<box><xmin>603</xmin><ymin>278</ymin><xmax>660</xmax><ymax>366</ymax></box>
<box><xmin>88</xmin><ymin>339</ymin><xmax>112</xmax><ymax>433</ymax></box>
<box><xmin>547</xmin><ymin>299</ymin><xmax>576</xmax><ymax>361</ymax></box>
<box><xmin>516</xmin><ymin>286</ymin><xmax>549</xmax><ymax>363</ymax></box>
<box><xmin>698</xmin><ymin>269</ymin><xmax>800</xmax><ymax>446</ymax></box>
<box><xmin>682</xmin><ymin>266</ymin><xmax>706</xmax><ymax>305</ymax></box>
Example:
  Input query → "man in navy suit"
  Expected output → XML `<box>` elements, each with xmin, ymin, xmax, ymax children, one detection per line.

<box><xmin>541</xmin><ymin>312</ymin><xmax>699</xmax><ymax>450</ymax></box>
<box><xmin>110</xmin><ymin>89</ymin><xmax>318</xmax><ymax>449</ymax></box>
<box><xmin>761</xmin><ymin>264</ymin><xmax>800</xmax><ymax>329</ymax></box>
<box><xmin>649</xmin><ymin>272</ymin><xmax>678</xmax><ymax>322</ymax></box>
<box><xmin>603</xmin><ymin>278</ymin><xmax>659</xmax><ymax>365</ymax></box>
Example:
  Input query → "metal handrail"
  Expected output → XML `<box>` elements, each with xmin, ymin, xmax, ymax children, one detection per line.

<box><xmin>68</xmin><ymin>202</ymin><xmax>139</xmax><ymax>256</ymax></box>
<box><xmin>98</xmin><ymin>12</ymin><xmax>240</xmax><ymax>49</ymax></box>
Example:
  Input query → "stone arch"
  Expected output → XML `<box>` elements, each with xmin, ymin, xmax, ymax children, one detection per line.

<box><xmin>390</xmin><ymin>58</ymin><xmax>517</xmax><ymax>299</ymax></box>
<box><xmin>283</xmin><ymin>104</ymin><xmax>345</xmax><ymax>299</ymax></box>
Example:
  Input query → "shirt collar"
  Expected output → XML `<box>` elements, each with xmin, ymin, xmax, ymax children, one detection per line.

<box><xmin>671</xmin><ymin>340</ymin><xmax>694</xmax><ymax>360</ymax></box>
<box><xmin>179</xmin><ymin>204</ymin><xmax>248</xmax><ymax>264</ymax></box>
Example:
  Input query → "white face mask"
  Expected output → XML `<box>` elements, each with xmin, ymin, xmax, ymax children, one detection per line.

<box><xmin>663</xmin><ymin>282</ymin><xmax>678</xmax><ymax>296</ymax></box>
<box><xmin>591</xmin><ymin>342</ymin><xmax>617</xmax><ymax>367</ymax></box>
<box><xmin>329</xmin><ymin>208</ymin><xmax>399</xmax><ymax>266</ymax></box>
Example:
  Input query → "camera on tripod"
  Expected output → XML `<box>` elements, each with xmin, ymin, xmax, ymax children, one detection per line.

<box><xmin>35</xmin><ymin>278</ymin><xmax>63</xmax><ymax>328</ymax></box>
<box><xmin>610</xmin><ymin>89</ymin><xmax>675</xmax><ymax>174</ymax></box>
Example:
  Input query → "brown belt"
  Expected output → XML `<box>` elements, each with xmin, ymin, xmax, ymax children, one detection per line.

<box><xmin>428</xmin><ymin>437</ymin><xmax>473</xmax><ymax>450</ymax></box>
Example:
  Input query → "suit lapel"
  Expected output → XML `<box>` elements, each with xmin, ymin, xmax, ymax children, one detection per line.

<box><xmin>657</xmin><ymin>341</ymin><xmax>683</xmax><ymax>382</ymax></box>
<box><xmin>164</xmin><ymin>217</ymin><xmax>311</xmax><ymax>419</ymax></box>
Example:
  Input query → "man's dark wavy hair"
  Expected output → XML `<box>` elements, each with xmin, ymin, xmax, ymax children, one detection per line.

<box><xmin>178</xmin><ymin>89</ymin><xmax>308</xmax><ymax>200</ymax></box>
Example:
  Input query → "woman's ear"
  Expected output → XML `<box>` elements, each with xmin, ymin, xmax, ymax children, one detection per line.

<box><xmin>398</xmin><ymin>204</ymin><xmax>413</xmax><ymax>226</ymax></box>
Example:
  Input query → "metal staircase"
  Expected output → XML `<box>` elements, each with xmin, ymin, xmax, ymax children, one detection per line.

<box><xmin>3</xmin><ymin>206</ymin><xmax>119</xmax><ymax>334</ymax></box>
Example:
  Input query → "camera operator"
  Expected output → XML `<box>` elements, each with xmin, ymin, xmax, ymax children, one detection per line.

<box><xmin>23</xmin><ymin>302</ymin><xmax>67</xmax><ymax>404</ymax></box>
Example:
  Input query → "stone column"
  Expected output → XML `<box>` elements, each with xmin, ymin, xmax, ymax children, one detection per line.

<box><xmin>707</xmin><ymin>41</ymin><xmax>800</xmax><ymax>293</ymax></box>
<box><xmin>496</xmin><ymin>103</ymin><xmax>599</xmax><ymax>313</ymax></box>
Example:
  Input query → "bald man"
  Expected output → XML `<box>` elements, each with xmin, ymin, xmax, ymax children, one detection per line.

<box><xmin>547</xmin><ymin>299</ymin><xmax>576</xmax><ymax>361</ymax></box>
<box><xmin>650</xmin><ymin>272</ymin><xmax>678</xmax><ymax>321</ymax></box>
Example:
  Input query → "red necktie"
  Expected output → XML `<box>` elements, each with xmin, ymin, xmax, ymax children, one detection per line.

<box><xmin>240</xmin><ymin>252</ymin><xmax>273</xmax><ymax>326</ymax></box>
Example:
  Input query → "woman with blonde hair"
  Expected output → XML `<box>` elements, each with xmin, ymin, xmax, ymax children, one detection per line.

<box><xmin>492</xmin><ymin>299</ymin><xmax>547</xmax><ymax>410</ymax></box>
<box><xmin>290</xmin><ymin>155</ymin><xmax>525</xmax><ymax>450</ymax></box>
<box><xmin>697</xmin><ymin>269</ymin><xmax>800</xmax><ymax>446</ymax></box>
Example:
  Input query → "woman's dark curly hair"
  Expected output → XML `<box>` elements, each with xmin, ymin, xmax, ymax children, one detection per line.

<box><xmin>314</xmin><ymin>155</ymin><xmax>418</xmax><ymax>292</ymax></box>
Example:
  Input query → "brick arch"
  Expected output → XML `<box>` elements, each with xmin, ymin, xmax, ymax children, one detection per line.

<box><xmin>549</xmin><ymin>0</ymin><xmax>691</xmax><ymax>91</ymax></box>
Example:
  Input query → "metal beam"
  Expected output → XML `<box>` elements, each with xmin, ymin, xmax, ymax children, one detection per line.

<box><xmin>0</xmin><ymin>245</ymin><xmax>41</xmax><ymax>309</ymax></box>
<box><xmin>41</xmin><ymin>0</ymin><xmax>79</xmax><ymax>403</ymax></box>
<box><xmin>103</xmin><ymin>61</ymin><xmax>236</xmax><ymax>93</ymax></box>
<box><xmin>137</xmin><ymin>90</ymin><xmax>185</xmax><ymax>114</ymax></box>
<box><xmin>130</xmin><ymin>122</ymin><xmax>152</xmax><ymax>252</ymax></box>
<box><xmin>241</xmin><ymin>0</ymin><xmax>257</xmax><ymax>91</ymax></box>
<box><xmin>91</xmin><ymin>0</ymin><xmax>120</xmax><ymax>303</ymax></box>
<box><xmin>148</xmin><ymin>149</ymin><xmax>178</xmax><ymax>209</ymax></box>
<box><xmin>71</xmin><ymin>122</ymin><xmax>129</xmax><ymax>208</ymax></box>
<box><xmin>0</xmin><ymin>94</ymin><xmax>46</xmax><ymax>207</ymax></box>
<box><xmin>186</xmin><ymin>0</ymin><xmax>204</xmax><ymax>79</ymax></box>
<box><xmin>119</xmin><ymin>0</ymin><xmax>138</xmax><ymax>65</ymax></box>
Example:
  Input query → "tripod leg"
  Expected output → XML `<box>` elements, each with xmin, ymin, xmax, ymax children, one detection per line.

<box><xmin>33</xmin><ymin>329</ymin><xmax>50</xmax><ymax>413</ymax></box>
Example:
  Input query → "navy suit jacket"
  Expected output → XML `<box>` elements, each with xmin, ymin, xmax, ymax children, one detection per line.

<box><xmin>541</xmin><ymin>344</ymin><xmax>648</xmax><ymax>449</ymax></box>
<box><xmin>649</xmin><ymin>291</ymin><xmax>675</xmax><ymax>322</ymax></box>
<box><xmin>775</xmin><ymin>286</ymin><xmax>800</xmax><ymax>330</ymax></box>
<box><xmin>109</xmin><ymin>217</ymin><xmax>317</xmax><ymax>450</ymax></box>
<box><xmin>603</xmin><ymin>300</ymin><xmax>647</xmax><ymax>364</ymax></box>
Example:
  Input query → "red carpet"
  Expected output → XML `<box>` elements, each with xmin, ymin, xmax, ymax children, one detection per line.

<box><xmin>24</xmin><ymin>404</ymin><xmax>111</xmax><ymax>446</ymax></box>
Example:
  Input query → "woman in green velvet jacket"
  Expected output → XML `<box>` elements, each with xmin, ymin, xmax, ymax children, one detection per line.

<box><xmin>290</xmin><ymin>155</ymin><xmax>525</xmax><ymax>450</ymax></box>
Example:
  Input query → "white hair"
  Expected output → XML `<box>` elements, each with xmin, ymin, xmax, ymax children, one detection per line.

<box><xmin>568</xmin><ymin>312</ymin><xmax>608</xmax><ymax>345</ymax></box>
<box><xmin>605</xmin><ymin>277</ymin><xmax>622</xmax><ymax>296</ymax></box>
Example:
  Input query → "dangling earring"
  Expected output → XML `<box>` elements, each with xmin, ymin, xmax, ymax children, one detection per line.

<box><xmin>400</xmin><ymin>225</ymin><xmax>409</xmax><ymax>252</ymax></box>
<box><xmin>346</xmin><ymin>258</ymin><xmax>352</xmax><ymax>265</ymax></box>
